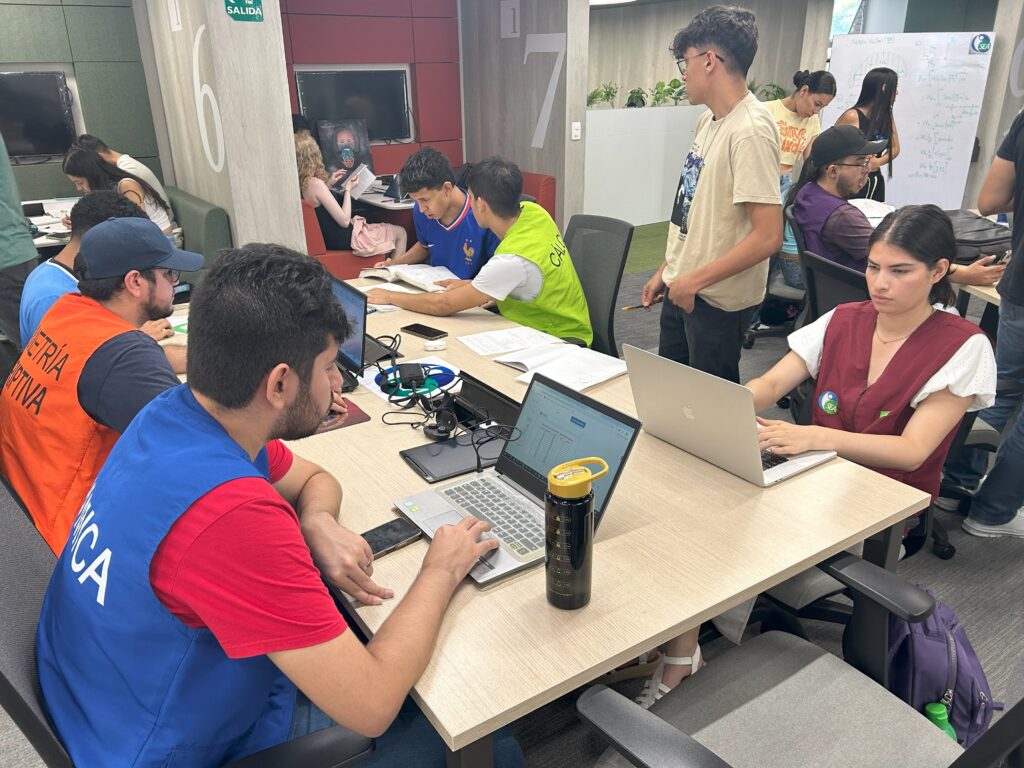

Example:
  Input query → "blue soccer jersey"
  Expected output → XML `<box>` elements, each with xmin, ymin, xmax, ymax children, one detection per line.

<box><xmin>412</xmin><ymin>191</ymin><xmax>499</xmax><ymax>279</ymax></box>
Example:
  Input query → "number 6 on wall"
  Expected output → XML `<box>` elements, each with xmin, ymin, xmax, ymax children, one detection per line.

<box><xmin>524</xmin><ymin>33</ymin><xmax>566</xmax><ymax>149</ymax></box>
<box><xmin>192</xmin><ymin>24</ymin><xmax>225</xmax><ymax>172</ymax></box>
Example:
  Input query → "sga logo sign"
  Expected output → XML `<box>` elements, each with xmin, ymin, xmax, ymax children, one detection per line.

<box><xmin>225</xmin><ymin>0</ymin><xmax>264</xmax><ymax>22</ymax></box>
<box><xmin>970</xmin><ymin>34</ymin><xmax>992</xmax><ymax>55</ymax></box>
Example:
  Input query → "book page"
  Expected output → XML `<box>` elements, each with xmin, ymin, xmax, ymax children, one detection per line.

<box><xmin>388</xmin><ymin>264</ymin><xmax>459</xmax><ymax>292</ymax></box>
<box><xmin>457</xmin><ymin>327</ymin><xmax>561</xmax><ymax>356</ymax></box>
<box><xmin>495</xmin><ymin>343</ymin><xmax>568</xmax><ymax>372</ymax></box>
<box><xmin>346</xmin><ymin>164</ymin><xmax>377</xmax><ymax>200</ymax></box>
<box><xmin>356</xmin><ymin>283</ymin><xmax>419</xmax><ymax>312</ymax></box>
<box><xmin>515</xmin><ymin>348</ymin><xmax>627</xmax><ymax>391</ymax></box>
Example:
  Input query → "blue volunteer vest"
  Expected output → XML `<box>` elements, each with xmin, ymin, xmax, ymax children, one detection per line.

<box><xmin>36</xmin><ymin>384</ymin><xmax>295</xmax><ymax>768</ymax></box>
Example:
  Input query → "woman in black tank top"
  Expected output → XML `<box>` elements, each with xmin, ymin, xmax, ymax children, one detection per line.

<box><xmin>836</xmin><ymin>67</ymin><xmax>900</xmax><ymax>202</ymax></box>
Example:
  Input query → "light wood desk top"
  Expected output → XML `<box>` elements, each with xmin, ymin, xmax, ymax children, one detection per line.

<box><xmin>963</xmin><ymin>283</ymin><xmax>1000</xmax><ymax>306</ymax></box>
<box><xmin>285</xmin><ymin>284</ymin><xmax>931</xmax><ymax>753</ymax></box>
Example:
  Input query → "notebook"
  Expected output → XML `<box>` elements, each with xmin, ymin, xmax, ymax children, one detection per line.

<box><xmin>623</xmin><ymin>345</ymin><xmax>836</xmax><ymax>487</ymax></box>
<box><xmin>393</xmin><ymin>373</ymin><xmax>641</xmax><ymax>585</ymax></box>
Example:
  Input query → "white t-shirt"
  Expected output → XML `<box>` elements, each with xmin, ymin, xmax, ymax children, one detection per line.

<box><xmin>471</xmin><ymin>254</ymin><xmax>543</xmax><ymax>301</ymax></box>
<box><xmin>116</xmin><ymin>154</ymin><xmax>171</xmax><ymax>208</ymax></box>
<box><xmin>788</xmin><ymin>306</ymin><xmax>996</xmax><ymax>411</ymax></box>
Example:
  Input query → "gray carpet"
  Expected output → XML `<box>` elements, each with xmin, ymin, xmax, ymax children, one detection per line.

<box><xmin>1</xmin><ymin>286</ymin><xmax>1015</xmax><ymax>768</ymax></box>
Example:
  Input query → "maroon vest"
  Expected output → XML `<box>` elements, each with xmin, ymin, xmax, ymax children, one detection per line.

<box><xmin>812</xmin><ymin>302</ymin><xmax>985</xmax><ymax>499</ymax></box>
<box><xmin>793</xmin><ymin>182</ymin><xmax>863</xmax><ymax>270</ymax></box>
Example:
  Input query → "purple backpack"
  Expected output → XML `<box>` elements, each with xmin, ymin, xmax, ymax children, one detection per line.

<box><xmin>888</xmin><ymin>587</ymin><xmax>996</xmax><ymax>747</ymax></box>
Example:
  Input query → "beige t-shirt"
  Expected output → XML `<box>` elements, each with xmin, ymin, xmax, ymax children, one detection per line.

<box><xmin>764</xmin><ymin>99</ymin><xmax>821</xmax><ymax>167</ymax></box>
<box><xmin>663</xmin><ymin>92</ymin><xmax>781</xmax><ymax>311</ymax></box>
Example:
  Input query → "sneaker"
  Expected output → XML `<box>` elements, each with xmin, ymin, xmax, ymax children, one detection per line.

<box><xmin>934</xmin><ymin>496</ymin><xmax>962</xmax><ymax>513</ymax></box>
<box><xmin>962</xmin><ymin>510</ymin><xmax>1024</xmax><ymax>538</ymax></box>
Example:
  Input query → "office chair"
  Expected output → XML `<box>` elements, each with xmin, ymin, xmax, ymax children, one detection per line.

<box><xmin>578</xmin><ymin>555</ymin><xmax>1024</xmax><ymax>768</ymax></box>
<box><xmin>0</xmin><ymin>478</ymin><xmax>373</xmax><ymax>768</ymax></box>
<box><xmin>798</xmin><ymin>247</ymin><xmax>870</xmax><ymax>323</ymax></box>
<box><xmin>563</xmin><ymin>214</ymin><xmax>634</xmax><ymax>357</ymax></box>
<box><xmin>741</xmin><ymin>206</ymin><xmax>807</xmax><ymax>350</ymax></box>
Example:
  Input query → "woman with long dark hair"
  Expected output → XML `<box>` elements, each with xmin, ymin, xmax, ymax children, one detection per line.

<box><xmin>63</xmin><ymin>149</ymin><xmax>176</xmax><ymax>232</ymax></box>
<box><xmin>765</xmin><ymin>69</ymin><xmax>836</xmax><ymax>286</ymax></box>
<box><xmin>636</xmin><ymin>205</ymin><xmax>995</xmax><ymax>711</ymax></box>
<box><xmin>836</xmin><ymin>67</ymin><xmax>900</xmax><ymax>201</ymax></box>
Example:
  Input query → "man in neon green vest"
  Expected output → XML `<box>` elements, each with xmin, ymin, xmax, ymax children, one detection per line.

<box><xmin>366</xmin><ymin>157</ymin><xmax>593</xmax><ymax>346</ymax></box>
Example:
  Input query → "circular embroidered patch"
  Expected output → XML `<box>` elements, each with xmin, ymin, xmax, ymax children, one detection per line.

<box><xmin>818</xmin><ymin>391</ymin><xmax>839</xmax><ymax>415</ymax></box>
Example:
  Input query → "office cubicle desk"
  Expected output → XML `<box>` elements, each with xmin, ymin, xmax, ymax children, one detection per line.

<box><xmin>285</xmin><ymin>284</ymin><xmax>930</xmax><ymax>766</ymax></box>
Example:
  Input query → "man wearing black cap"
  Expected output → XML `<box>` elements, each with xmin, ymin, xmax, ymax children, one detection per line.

<box><xmin>792</xmin><ymin>125</ymin><xmax>1006</xmax><ymax>288</ymax></box>
<box><xmin>0</xmin><ymin>216</ymin><xmax>204</xmax><ymax>554</ymax></box>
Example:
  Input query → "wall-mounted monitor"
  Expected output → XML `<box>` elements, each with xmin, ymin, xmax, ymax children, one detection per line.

<box><xmin>296</xmin><ymin>67</ymin><xmax>413</xmax><ymax>143</ymax></box>
<box><xmin>0</xmin><ymin>72</ymin><xmax>75</xmax><ymax>158</ymax></box>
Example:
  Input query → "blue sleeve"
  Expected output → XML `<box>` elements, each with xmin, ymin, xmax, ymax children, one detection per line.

<box><xmin>78</xmin><ymin>331</ymin><xmax>181</xmax><ymax>433</ymax></box>
<box><xmin>20</xmin><ymin>290</ymin><xmax>64</xmax><ymax>349</ymax></box>
<box><xmin>412</xmin><ymin>204</ymin><xmax>430</xmax><ymax>246</ymax></box>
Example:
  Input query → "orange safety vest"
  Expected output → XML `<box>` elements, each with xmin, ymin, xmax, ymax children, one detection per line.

<box><xmin>0</xmin><ymin>293</ymin><xmax>136</xmax><ymax>553</ymax></box>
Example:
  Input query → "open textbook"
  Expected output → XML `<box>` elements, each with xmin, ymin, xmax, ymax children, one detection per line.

<box><xmin>358</xmin><ymin>263</ymin><xmax>459</xmax><ymax>293</ymax></box>
<box><xmin>331</xmin><ymin>163</ymin><xmax>376</xmax><ymax>199</ymax></box>
<box><xmin>494</xmin><ymin>344</ymin><xmax>627</xmax><ymax>392</ymax></box>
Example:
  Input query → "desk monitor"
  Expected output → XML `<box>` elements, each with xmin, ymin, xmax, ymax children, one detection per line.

<box><xmin>329</xmin><ymin>277</ymin><xmax>367</xmax><ymax>376</ymax></box>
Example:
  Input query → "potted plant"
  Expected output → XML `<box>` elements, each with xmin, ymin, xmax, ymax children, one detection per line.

<box><xmin>648</xmin><ymin>80</ymin><xmax>672</xmax><ymax>107</ymax></box>
<box><xmin>747</xmin><ymin>79</ymin><xmax>786</xmax><ymax>102</ymax></box>
<box><xmin>625</xmin><ymin>87</ymin><xmax>647</xmax><ymax>108</ymax></box>
<box><xmin>669</xmin><ymin>77</ymin><xmax>687</xmax><ymax>105</ymax></box>
<box><xmin>587</xmin><ymin>82</ymin><xmax>619</xmax><ymax>108</ymax></box>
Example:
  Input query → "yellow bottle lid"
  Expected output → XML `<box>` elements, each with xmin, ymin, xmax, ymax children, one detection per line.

<box><xmin>547</xmin><ymin>457</ymin><xmax>609</xmax><ymax>499</ymax></box>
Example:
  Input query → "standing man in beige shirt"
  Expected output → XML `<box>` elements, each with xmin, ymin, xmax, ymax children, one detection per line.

<box><xmin>641</xmin><ymin>4</ymin><xmax>782</xmax><ymax>383</ymax></box>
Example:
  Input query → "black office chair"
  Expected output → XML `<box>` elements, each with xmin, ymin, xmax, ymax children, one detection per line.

<box><xmin>577</xmin><ymin>556</ymin><xmax>1024</xmax><ymax>768</ymax></box>
<box><xmin>0</xmin><ymin>478</ymin><xmax>373</xmax><ymax>768</ymax></box>
<box><xmin>742</xmin><ymin>207</ymin><xmax>807</xmax><ymax>349</ymax></box>
<box><xmin>563</xmin><ymin>214</ymin><xmax>634</xmax><ymax>357</ymax></box>
<box><xmin>798</xmin><ymin>248</ymin><xmax>869</xmax><ymax>323</ymax></box>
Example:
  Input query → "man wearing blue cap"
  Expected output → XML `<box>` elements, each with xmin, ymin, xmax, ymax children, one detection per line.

<box><xmin>0</xmin><ymin>216</ymin><xmax>204</xmax><ymax>554</ymax></box>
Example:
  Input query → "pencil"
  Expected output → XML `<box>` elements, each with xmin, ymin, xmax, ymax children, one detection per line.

<box><xmin>621</xmin><ymin>304</ymin><xmax>646</xmax><ymax>312</ymax></box>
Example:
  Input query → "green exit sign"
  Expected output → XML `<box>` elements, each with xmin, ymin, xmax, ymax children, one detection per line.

<box><xmin>225</xmin><ymin>0</ymin><xmax>263</xmax><ymax>22</ymax></box>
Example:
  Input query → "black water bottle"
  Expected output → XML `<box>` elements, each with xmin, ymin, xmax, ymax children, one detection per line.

<box><xmin>545</xmin><ymin>457</ymin><xmax>608</xmax><ymax>610</ymax></box>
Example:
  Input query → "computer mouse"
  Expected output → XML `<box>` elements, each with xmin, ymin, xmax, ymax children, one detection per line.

<box><xmin>424</xmin><ymin>338</ymin><xmax>447</xmax><ymax>351</ymax></box>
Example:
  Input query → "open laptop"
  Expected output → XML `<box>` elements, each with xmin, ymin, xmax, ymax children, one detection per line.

<box><xmin>394</xmin><ymin>373</ymin><xmax>641</xmax><ymax>585</ymax></box>
<box><xmin>623</xmin><ymin>345</ymin><xmax>835</xmax><ymax>487</ymax></box>
<box><xmin>329</xmin><ymin>276</ymin><xmax>402</xmax><ymax>390</ymax></box>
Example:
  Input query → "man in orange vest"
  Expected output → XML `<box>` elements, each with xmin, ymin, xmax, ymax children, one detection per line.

<box><xmin>0</xmin><ymin>216</ymin><xmax>203</xmax><ymax>553</ymax></box>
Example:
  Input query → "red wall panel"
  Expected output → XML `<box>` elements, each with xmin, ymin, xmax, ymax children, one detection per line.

<box><xmin>431</xmin><ymin>140</ymin><xmax>464</xmax><ymax>169</ymax></box>
<box><xmin>370</xmin><ymin>143</ymin><xmax>422</xmax><ymax>174</ymax></box>
<box><xmin>289</xmin><ymin>16</ymin><xmax>414</xmax><ymax>64</ymax></box>
<box><xmin>287</xmin><ymin>0</ymin><xmax>412</xmax><ymax>15</ymax></box>
<box><xmin>410</xmin><ymin>0</ymin><xmax>457</xmax><ymax>17</ymax></box>
<box><xmin>412</xmin><ymin>17</ymin><xmax>458</xmax><ymax>62</ymax></box>
<box><xmin>281</xmin><ymin>13</ymin><xmax>293</xmax><ymax>63</ymax></box>
<box><xmin>413</xmin><ymin>62</ymin><xmax>462</xmax><ymax>143</ymax></box>
<box><xmin>287</xmin><ymin>65</ymin><xmax>299</xmax><ymax>112</ymax></box>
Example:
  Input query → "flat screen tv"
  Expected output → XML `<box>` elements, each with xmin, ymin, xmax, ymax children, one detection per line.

<box><xmin>0</xmin><ymin>72</ymin><xmax>75</xmax><ymax>158</ymax></box>
<box><xmin>297</xmin><ymin>69</ymin><xmax>412</xmax><ymax>142</ymax></box>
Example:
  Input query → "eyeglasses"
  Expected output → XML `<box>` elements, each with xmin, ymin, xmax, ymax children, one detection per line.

<box><xmin>676</xmin><ymin>50</ymin><xmax>725</xmax><ymax>75</ymax></box>
<box><xmin>831</xmin><ymin>158</ymin><xmax>872</xmax><ymax>169</ymax></box>
<box><xmin>161</xmin><ymin>268</ymin><xmax>180</xmax><ymax>285</ymax></box>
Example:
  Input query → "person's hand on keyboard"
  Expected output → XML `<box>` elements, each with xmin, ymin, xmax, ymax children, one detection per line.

<box><xmin>304</xmin><ymin>515</ymin><xmax>396</xmax><ymax>606</ymax></box>
<box><xmin>756</xmin><ymin>416</ymin><xmax>824</xmax><ymax>456</ymax></box>
<box><xmin>422</xmin><ymin>516</ymin><xmax>499</xmax><ymax>587</ymax></box>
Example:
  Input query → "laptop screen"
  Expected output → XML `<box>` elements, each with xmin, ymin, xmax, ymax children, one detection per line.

<box><xmin>498</xmin><ymin>374</ymin><xmax>641</xmax><ymax>519</ymax></box>
<box><xmin>329</xmin><ymin>278</ymin><xmax>367</xmax><ymax>373</ymax></box>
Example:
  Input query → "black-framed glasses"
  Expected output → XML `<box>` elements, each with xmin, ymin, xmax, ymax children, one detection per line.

<box><xmin>676</xmin><ymin>50</ymin><xmax>725</xmax><ymax>75</ymax></box>
<box><xmin>161</xmin><ymin>268</ymin><xmax>181</xmax><ymax>285</ymax></box>
<box><xmin>831</xmin><ymin>158</ymin><xmax>872</xmax><ymax>169</ymax></box>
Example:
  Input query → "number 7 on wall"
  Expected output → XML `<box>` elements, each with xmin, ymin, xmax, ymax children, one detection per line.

<box><xmin>524</xmin><ymin>33</ymin><xmax>566</xmax><ymax>149</ymax></box>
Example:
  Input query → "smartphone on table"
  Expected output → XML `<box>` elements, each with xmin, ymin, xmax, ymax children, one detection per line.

<box><xmin>362</xmin><ymin>518</ymin><xmax>423</xmax><ymax>558</ymax></box>
<box><xmin>400</xmin><ymin>323</ymin><xmax>448</xmax><ymax>341</ymax></box>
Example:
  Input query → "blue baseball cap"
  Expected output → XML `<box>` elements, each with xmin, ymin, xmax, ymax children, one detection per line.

<box><xmin>78</xmin><ymin>217</ymin><xmax>204</xmax><ymax>279</ymax></box>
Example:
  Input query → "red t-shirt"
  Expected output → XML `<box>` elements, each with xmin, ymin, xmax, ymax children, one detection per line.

<box><xmin>149</xmin><ymin>440</ymin><xmax>348</xmax><ymax>659</ymax></box>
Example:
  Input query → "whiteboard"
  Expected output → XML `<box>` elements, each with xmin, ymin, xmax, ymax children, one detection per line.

<box><xmin>821</xmin><ymin>32</ymin><xmax>994</xmax><ymax>209</ymax></box>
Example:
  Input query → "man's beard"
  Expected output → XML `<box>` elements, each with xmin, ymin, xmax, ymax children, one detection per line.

<box><xmin>274</xmin><ymin>378</ymin><xmax>330</xmax><ymax>441</ymax></box>
<box><xmin>143</xmin><ymin>294</ymin><xmax>173</xmax><ymax>322</ymax></box>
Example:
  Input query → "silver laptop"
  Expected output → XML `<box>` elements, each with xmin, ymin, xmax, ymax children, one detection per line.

<box><xmin>623</xmin><ymin>345</ymin><xmax>835</xmax><ymax>487</ymax></box>
<box><xmin>394</xmin><ymin>373</ymin><xmax>641</xmax><ymax>585</ymax></box>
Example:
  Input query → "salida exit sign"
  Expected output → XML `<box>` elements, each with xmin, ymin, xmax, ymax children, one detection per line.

<box><xmin>225</xmin><ymin>0</ymin><xmax>263</xmax><ymax>22</ymax></box>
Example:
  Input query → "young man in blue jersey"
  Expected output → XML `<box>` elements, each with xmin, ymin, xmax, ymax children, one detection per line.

<box><xmin>374</xmin><ymin>147</ymin><xmax>498</xmax><ymax>279</ymax></box>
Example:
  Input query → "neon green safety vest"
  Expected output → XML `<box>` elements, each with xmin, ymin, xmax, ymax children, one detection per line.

<box><xmin>494</xmin><ymin>203</ymin><xmax>593</xmax><ymax>345</ymax></box>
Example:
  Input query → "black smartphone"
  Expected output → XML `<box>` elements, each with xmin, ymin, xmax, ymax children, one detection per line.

<box><xmin>400</xmin><ymin>323</ymin><xmax>448</xmax><ymax>341</ymax></box>
<box><xmin>362</xmin><ymin>518</ymin><xmax>423</xmax><ymax>558</ymax></box>
<box><xmin>992</xmin><ymin>249</ymin><xmax>1012</xmax><ymax>266</ymax></box>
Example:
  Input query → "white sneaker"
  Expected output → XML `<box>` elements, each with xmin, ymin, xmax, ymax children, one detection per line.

<box><xmin>962</xmin><ymin>510</ymin><xmax>1024</xmax><ymax>538</ymax></box>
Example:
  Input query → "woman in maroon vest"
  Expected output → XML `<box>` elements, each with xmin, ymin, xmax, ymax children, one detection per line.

<box><xmin>755</xmin><ymin>204</ymin><xmax>995</xmax><ymax>499</ymax></box>
<box><xmin>636</xmin><ymin>205</ymin><xmax>995</xmax><ymax>711</ymax></box>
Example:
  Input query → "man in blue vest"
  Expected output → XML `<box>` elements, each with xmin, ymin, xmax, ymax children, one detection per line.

<box><xmin>36</xmin><ymin>244</ymin><xmax>522</xmax><ymax>767</ymax></box>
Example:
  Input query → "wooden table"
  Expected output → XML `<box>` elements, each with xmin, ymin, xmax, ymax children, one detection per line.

<box><xmin>957</xmin><ymin>283</ymin><xmax>1000</xmax><ymax>340</ymax></box>
<box><xmin>283</xmin><ymin>284</ymin><xmax>930</xmax><ymax>766</ymax></box>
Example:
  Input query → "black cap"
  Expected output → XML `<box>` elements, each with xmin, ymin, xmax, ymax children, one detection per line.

<box><xmin>809</xmin><ymin>125</ymin><xmax>888</xmax><ymax>167</ymax></box>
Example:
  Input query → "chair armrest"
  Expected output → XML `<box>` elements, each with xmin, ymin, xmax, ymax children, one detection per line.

<box><xmin>818</xmin><ymin>553</ymin><xmax>934</xmax><ymax>623</ymax></box>
<box><xmin>224</xmin><ymin>726</ymin><xmax>373</xmax><ymax>768</ymax></box>
<box><xmin>576</xmin><ymin>685</ymin><xmax>734</xmax><ymax>768</ymax></box>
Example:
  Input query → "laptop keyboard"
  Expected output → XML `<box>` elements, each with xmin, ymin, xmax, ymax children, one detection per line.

<box><xmin>761</xmin><ymin>450</ymin><xmax>790</xmax><ymax>470</ymax></box>
<box><xmin>442</xmin><ymin>477</ymin><xmax>544</xmax><ymax>562</ymax></box>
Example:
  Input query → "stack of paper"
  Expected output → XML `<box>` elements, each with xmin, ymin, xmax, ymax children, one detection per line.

<box><xmin>457</xmin><ymin>327</ymin><xmax>561</xmax><ymax>356</ymax></box>
<box><xmin>495</xmin><ymin>345</ymin><xmax>626</xmax><ymax>392</ymax></box>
